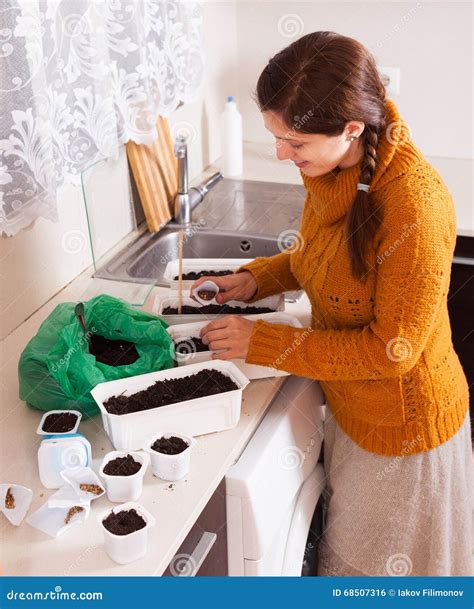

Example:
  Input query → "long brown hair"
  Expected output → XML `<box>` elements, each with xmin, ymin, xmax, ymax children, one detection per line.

<box><xmin>255</xmin><ymin>31</ymin><xmax>387</xmax><ymax>280</ymax></box>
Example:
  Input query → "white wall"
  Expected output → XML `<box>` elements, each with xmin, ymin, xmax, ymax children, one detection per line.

<box><xmin>235</xmin><ymin>1</ymin><xmax>473</xmax><ymax>160</ymax></box>
<box><xmin>168</xmin><ymin>0</ymin><xmax>239</xmax><ymax>181</ymax></box>
<box><xmin>0</xmin><ymin>149</ymin><xmax>133</xmax><ymax>340</ymax></box>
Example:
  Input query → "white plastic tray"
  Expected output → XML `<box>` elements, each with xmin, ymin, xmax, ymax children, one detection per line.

<box><xmin>90</xmin><ymin>360</ymin><xmax>250</xmax><ymax>451</ymax></box>
<box><xmin>167</xmin><ymin>312</ymin><xmax>303</xmax><ymax>380</ymax></box>
<box><xmin>153</xmin><ymin>292</ymin><xmax>285</xmax><ymax>325</ymax></box>
<box><xmin>163</xmin><ymin>258</ymin><xmax>252</xmax><ymax>289</ymax></box>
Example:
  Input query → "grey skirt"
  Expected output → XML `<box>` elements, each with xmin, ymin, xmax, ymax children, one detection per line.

<box><xmin>318</xmin><ymin>408</ymin><xmax>473</xmax><ymax>576</ymax></box>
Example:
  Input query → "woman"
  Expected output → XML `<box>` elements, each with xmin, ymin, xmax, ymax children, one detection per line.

<box><xmin>191</xmin><ymin>32</ymin><xmax>472</xmax><ymax>576</ymax></box>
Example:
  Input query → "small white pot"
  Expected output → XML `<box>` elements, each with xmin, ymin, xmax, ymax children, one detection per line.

<box><xmin>36</xmin><ymin>410</ymin><xmax>82</xmax><ymax>436</ymax></box>
<box><xmin>191</xmin><ymin>280</ymin><xmax>219</xmax><ymax>305</ymax></box>
<box><xmin>100</xmin><ymin>502</ymin><xmax>155</xmax><ymax>565</ymax></box>
<box><xmin>144</xmin><ymin>432</ymin><xmax>196</xmax><ymax>482</ymax></box>
<box><xmin>99</xmin><ymin>451</ymin><xmax>149</xmax><ymax>503</ymax></box>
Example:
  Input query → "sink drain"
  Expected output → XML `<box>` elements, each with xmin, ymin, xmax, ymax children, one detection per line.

<box><xmin>240</xmin><ymin>239</ymin><xmax>252</xmax><ymax>253</ymax></box>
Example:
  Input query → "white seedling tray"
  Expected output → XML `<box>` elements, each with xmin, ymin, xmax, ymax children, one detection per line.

<box><xmin>163</xmin><ymin>258</ymin><xmax>252</xmax><ymax>289</ymax></box>
<box><xmin>91</xmin><ymin>360</ymin><xmax>250</xmax><ymax>451</ymax></box>
<box><xmin>153</xmin><ymin>292</ymin><xmax>285</xmax><ymax>325</ymax></box>
<box><xmin>167</xmin><ymin>312</ymin><xmax>303</xmax><ymax>380</ymax></box>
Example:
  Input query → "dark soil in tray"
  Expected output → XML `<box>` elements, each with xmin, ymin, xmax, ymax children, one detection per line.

<box><xmin>104</xmin><ymin>369</ymin><xmax>239</xmax><ymax>415</ymax></box>
<box><xmin>163</xmin><ymin>304</ymin><xmax>274</xmax><ymax>315</ymax></box>
<box><xmin>102</xmin><ymin>508</ymin><xmax>146</xmax><ymax>536</ymax></box>
<box><xmin>103</xmin><ymin>455</ymin><xmax>142</xmax><ymax>476</ymax></box>
<box><xmin>42</xmin><ymin>412</ymin><xmax>78</xmax><ymax>433</ymax></box>
<box><xmin>151</xmin><ymin>436</ymin><xmax>189</xmax><ymax>455</ymax></box>
<box><xmin>89</xmin><ymin>334</ymin><xmax>139</xmax><ymax>367</ymax></box>
<box><xmin>174</xmin><ymin>337</ymin><xmax>209</xmax><ymax>354</ymax></box>
<box><xmin>174</xmin><ymin>269</ymin><xmax>233</xmax><ymax>281</ymax></box>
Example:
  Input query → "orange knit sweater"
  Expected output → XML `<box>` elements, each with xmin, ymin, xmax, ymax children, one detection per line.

<box><xmin>239</xmin><ymin>100</ymin><xmax>469</xmax><ymax>456</ymax></box>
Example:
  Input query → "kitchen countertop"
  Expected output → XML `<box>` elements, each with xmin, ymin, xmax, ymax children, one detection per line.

<box><xmin>3</xmin><ymin>140</ymin><xmax>466</xmax><ymax>576</ymax></box>
<box><xmin>0</xmin><ymin>262</ymin><xmax>312</xmax><ymax>575</ymax></box>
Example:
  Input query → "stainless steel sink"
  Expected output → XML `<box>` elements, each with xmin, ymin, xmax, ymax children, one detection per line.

<box><xmin>93</xmin><ymin>178</ymin><xmax>305</xmax><ymax>286</ymax></box>
<box><xmin>127</xmin><ymin>228</ymin><xmax>281</xmax><ymax>283</ymax></box>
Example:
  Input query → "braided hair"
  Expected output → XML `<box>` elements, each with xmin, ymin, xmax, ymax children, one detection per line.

<box><xmin>255</xmin><ymin>31</ymin><xmax>387</xmax><ymax>280</ymax></box>
<box><xmin>346</xmin><ymin>124</ymin><xmax>385</xmax><ymax>279</ymax></box>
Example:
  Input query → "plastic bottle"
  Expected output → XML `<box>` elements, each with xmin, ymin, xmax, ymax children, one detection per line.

<box><xmin>221</xmin><ymin>96</ymin><xmax>243</xmax><ymax>176</ymax></box>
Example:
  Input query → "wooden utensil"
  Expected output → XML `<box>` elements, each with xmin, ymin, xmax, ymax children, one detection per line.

<box><xmin>126</xmin><ymin>116</ymin><xmax>178</xmax><ymax>232</ymax></box>
<box><xmin>177</xmin><ymin>230</ymin><xmax>184</xmax><ymax>314</ymax></box>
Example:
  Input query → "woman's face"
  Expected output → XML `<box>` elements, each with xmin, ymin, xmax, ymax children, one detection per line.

<box><xmin>262</xmin><ymin>111</ymin><xmax>364</xmax><ymax>178</ymax></box>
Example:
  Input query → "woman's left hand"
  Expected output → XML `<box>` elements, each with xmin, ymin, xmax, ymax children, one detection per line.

<box><xmin>200</xmin><ymin>316</ymin><xmax>255</xmax><ymax>360</ymax></box>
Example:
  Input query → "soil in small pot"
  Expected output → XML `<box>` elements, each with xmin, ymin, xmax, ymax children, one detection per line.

<box><xmin>151</xmin><ymin>436</ymin><xmax>189</xmax><ymax>455</ymax></box>
<box><xmin>103</xmin><ymin>508</ymin><xmax>146</xmax><ymax>536</ymax></box>
<box><xmin>104</xmin><ymin>369</ymin><xmax>239</xmax><ymax>415</ymax></box>
<box><xmin>89</xmin><ymin>334</ymin><xmax>139</xmax><ymax>367</ymax></box>
<box><xmin>174</xmin><ymin>337</ymin><xmax>209</xmax><ymax>354</ymax></box>
<box><xmin>103</xmin><ymin>455</ymin><xmax>142</xmax><ymax>477</ymax></box>
<box><xmin>163</xmin><ymin>304</ymin><xmax>274</xmax><ymax>315</ymax></box>
<box><xmin>174</xmin><ymin>269</ymin><xmax>233</xmax><ymax>281</ymax></box>
<box><xmin>42</xmin><ymin>412</ymin><xmax>78</xmax><ymax>433</ymax></box>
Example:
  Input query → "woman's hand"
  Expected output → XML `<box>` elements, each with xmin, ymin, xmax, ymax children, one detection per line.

<box><xmin>200</xmin><ymin>316</ymin><xmax>256</xmax><ymax>360</ymax></box>
<box><xmin>189</xmin><ymin>271</ymin><xmax>257</xmax><ymax>305</ymax></box>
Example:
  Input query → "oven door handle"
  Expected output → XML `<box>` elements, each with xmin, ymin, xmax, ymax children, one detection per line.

<box><xmin>453</xmin><ymin>255</ymin><xmax>474</xmax><ymax>266</ymax></box>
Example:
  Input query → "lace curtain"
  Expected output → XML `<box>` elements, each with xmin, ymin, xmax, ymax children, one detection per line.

<box><xmin>0</xmin><ymin>0</ymin><xmax>204</xmax><ymax>236</ymax></box>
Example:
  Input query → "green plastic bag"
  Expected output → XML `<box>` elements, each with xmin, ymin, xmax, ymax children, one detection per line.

<box><xmin>19</xmin><ymin>294</ymin><xmax>175</xmax><ymax>418</ymax></box>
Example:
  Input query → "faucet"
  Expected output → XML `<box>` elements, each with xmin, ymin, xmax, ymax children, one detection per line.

<box><xmin>173</xmin><ymin>136</ymin><xmax>224</xmax><ymax>225</ymax></box>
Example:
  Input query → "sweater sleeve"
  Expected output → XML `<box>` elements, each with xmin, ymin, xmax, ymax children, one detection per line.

<box><xmin>246</xmin><ymin>168</ymin><xmax>456</xmax><ymax>381</ymax></box>
<box><xmin>236</xmin><ymin>251</ymin><xmax>301</xmax><ymax>302</ymax></box>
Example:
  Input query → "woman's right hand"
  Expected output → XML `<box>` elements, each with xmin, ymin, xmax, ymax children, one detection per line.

<box><xmin>190</xmin><ymin>271</ymin><xmax>257</xmax><ymax>304</ymax></box>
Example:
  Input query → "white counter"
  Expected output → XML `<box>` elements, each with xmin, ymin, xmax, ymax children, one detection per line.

<box><xmin>0</xmin><ymin>274</ymin><xmax>311</xmax><ymax>576</ymax></box>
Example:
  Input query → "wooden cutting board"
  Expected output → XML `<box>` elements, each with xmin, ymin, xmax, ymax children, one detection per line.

<box><xmin>126</xmin><ymin>117</ymin><xmax>178</xmax><ymax>232</ymax></box>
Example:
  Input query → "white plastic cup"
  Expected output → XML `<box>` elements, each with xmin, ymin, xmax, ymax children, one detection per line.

<box><xmin>36</xmin><ymin>410</ymin><xmax>82</xmax><ymax>436</ymax></box>
<box><xmin>99</xmin><ymin>451</ymin><xmax>149</xmax><ymax>503</ymax></box>
<box><xmin>191</xmin><ymin>280</ymin><xmax>219</xmax><ymax>305</ymax></box>
<box><xmin>100</xmin><ymin>502</ymin><xmax>155</xmax><ymax>565</ymax></box>
<box><xmin>144</xmin><ymin>432</ymin><xmax>196</xmax><ymax>482</ymax></box>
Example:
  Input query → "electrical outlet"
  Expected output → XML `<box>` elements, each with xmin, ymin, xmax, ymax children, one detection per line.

<box><xmin>377</xmin><ymin>66</ymin><xmax>400</xmax><ymax>96</ymax></box>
